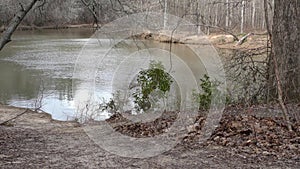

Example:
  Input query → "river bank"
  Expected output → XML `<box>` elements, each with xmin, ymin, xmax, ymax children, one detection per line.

<box><xmin>0</xmin><ymin>104</ymin><xmax>299</xmax><ymax>168</ymax></box>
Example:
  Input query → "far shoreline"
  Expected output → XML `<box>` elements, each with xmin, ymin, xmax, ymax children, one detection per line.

<box><xmin>0</xmin><ymin>24</ymin><xmax>97</xmax><ymax>32</ymax></box>
<box><xmin>1</xmin><ymin>23</ymin><xmax>268</xmax><ymax>50</ymax></box>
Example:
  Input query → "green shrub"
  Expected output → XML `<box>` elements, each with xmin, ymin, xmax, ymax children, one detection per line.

<box><xmin>99</xmin><ymin>61</ymin><xmax>173</xmax><ymax>114</ymax></box>
<box><xmin>193</xmin><ymin>74</ymin><xmax>220</xmax><ymax>111</ymax></box>
<box><xmin>133</xmin><ymin>61</ymin><xmax>173</xmax><ymax>111</ymax></box>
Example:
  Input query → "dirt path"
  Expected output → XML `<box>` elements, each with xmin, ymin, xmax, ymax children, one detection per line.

<box><xmin>0</xmin><ymin>105</ymin><xmax>299</xmax><ymax>168</ymax></box>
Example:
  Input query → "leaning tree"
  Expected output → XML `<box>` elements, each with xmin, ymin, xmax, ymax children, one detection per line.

<box><xmin>0</xmin><ymin>0</ymin><xmax>39</xmax><ymax>51</ymax></box>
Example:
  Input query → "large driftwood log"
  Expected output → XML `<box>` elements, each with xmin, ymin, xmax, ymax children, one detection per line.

<box><xmin>199</xmin><ymin>24</ymin><xmax>240</xmax><ymax>41</ymax></box>
<box><xmin>0</xmin><ymin>0</ymin><xmax>38</xmax><ymax>51</ymax></box>
<box><xmin>236</xmin><ymin>32</ymin><xmax>254</xmax><ymax>46</ymax></box>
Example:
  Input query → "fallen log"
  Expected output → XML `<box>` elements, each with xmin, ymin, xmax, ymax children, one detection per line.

<box><xmin>236</xmin><ymin>32</ymin><xmax>254</xmax><ymax>46</ymax></box>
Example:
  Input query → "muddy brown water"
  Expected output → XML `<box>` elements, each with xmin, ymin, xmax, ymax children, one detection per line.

<box><xmin>0</xmin><ymin>29</ymin><xmax>228</xmax><ymax>121</ymax></box>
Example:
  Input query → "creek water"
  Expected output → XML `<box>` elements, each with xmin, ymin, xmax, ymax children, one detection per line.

<box><xmin>0</xmin><ymin>29</ymin><xmax>224</xmax><ymax>121</ymax></box>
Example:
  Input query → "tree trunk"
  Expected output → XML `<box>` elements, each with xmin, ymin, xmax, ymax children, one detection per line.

<box><xmin>241</xmin><ymin>0</ymin><xmax>245</xmax><ymax>34</ymax></box>
<box><xmin>0</xmin><ymin>0</ymin><xmax>38</xmax><ymax>51</ymax></box>
<box><xmin>252</xmin><ymin>0</ymin><xmax>256</xmax><ymax>28</ymax></box>
<box><xmin>225</xmin><ymin>0</ymin><xmax>229</xmax><ymax>27</ymax></box>
<box><xmin>163</xmin><ymin>0</ymin><xmax>168</xmax><ymax>30</ymax></box>
<box><xmin>270</xmin><ymin>0</ymin><xmax>300</xmax><ymax>102</ymax></box>
<box><xmin>264</xmin><ymin>0</ymin><xmax>271</xmax><ymax>37</ymax></box>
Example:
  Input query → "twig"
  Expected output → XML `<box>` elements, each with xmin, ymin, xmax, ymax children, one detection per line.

<box><xmin>0</xmin><ymin>109</ymin><xmax>29</xmax><ymax>125</ymax></box>
<box><xmin>273</xmin><ymin>53</ymin><xmax>293</xmax><ymax>132</ymax></box>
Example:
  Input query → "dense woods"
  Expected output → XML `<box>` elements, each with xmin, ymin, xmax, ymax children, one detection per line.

<box><xmin>1</xmin><ymin>0</ymin><xmax>273</xmax><ymax>33</ymax></box>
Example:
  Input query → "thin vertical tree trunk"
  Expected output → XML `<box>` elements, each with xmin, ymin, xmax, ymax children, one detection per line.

<box><xmin>196</xmin><ymin>2</ymin><xmax>201</xmax><ymax>35</ymax></box>
<box><xmin>230</xmin><ymin>1</ymin><xmax>233</xmax><ymax>27</ymax></box>
<box><xmin>263</xmin><ymin>0</ymin><xmax>271</xmax><ymax>37</ymax></box>
<box><xmin>207</xmin><ymin>4</ymin><xmax>211</xmax><ymax>35</ymax></box>
<box><xmin>241</xmin><ymin>0</ymin><xmax>245</xmax><ymax>33</ymax></box>
<box><xmin>252</xmin><ymin>0</ymin><xmax>256</xmax><ymax>29</ymax></box>
<box><xmin>163</xmin><ymin>0</ymin><xmax>168</xmax><ymax>30</ymax></box>
<box><xmin>215</xmin><ymin>4</ymin><xmax>219</xmax><ymax>26</ymax></box>
<box><xmin>226</xmin><ymin>0</ymin><xmax>229</xmax><ymax>27</ymax></box>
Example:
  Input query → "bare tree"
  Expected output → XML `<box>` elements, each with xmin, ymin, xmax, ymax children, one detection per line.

<box><xmin>80</xmin><ymin>0</ymin><xmax>101</xmax><ymax>29</ymax></box>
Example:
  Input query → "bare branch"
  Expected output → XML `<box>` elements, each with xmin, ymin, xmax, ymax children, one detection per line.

<box><xmin>0</xmin><ymin>109</ymin><xmax>29</xmax><ymax>126</ymax></box>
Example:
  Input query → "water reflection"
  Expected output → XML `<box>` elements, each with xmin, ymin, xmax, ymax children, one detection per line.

<box><xmin>0</xmin><ymin>29</ymin><xmax>216</xmax><ymax>121</ymax></box>
<box><xmin>72</xmin><ymin>38</ymin><xmax>211</xmax><ymax>122</ymax></box>
<box><xmin>0</xmin><ymin>61</ymin><xmax>41</xmax><ymax>103</ymax></box>
<box><xmin>0</xmin><ymin>29</ymin><xmax>93</xmax><ymax>120</ymax></box>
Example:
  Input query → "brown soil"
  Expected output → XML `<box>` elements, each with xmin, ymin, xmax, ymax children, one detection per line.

<box><xmin>0</xmin><ymin>104</ymin><xmax>299</xmax><ymax>168</ymax></box>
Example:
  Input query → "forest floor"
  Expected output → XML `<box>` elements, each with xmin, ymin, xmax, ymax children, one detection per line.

<box><xmin>0</xmin><ymin>104</ymin><xmax>299</xmax><ymax>168</ymax></box>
